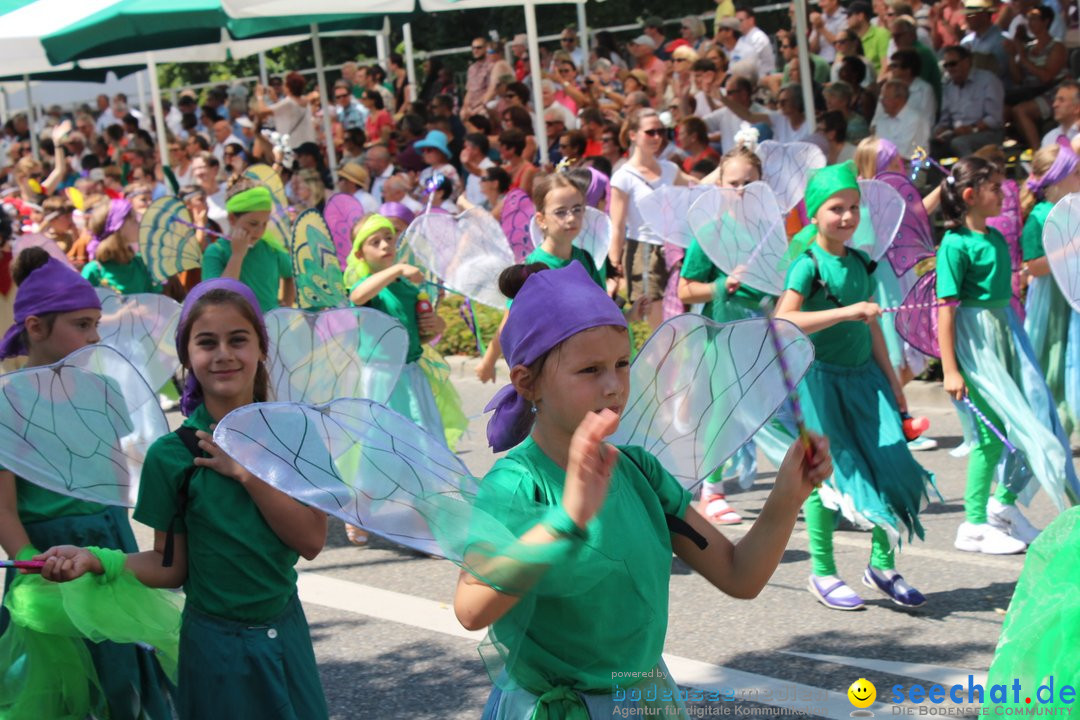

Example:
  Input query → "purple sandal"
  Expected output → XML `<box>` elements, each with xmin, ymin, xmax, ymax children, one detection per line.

<box><xmin>807</xmin><ymin>575</ymin><xmax>866</xmax><ymax>611</ymax></box>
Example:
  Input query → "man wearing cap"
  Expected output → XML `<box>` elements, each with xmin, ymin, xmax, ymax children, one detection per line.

<box><xmin>627</xmin><ymin>34</ymin><xmax>666</xmax><ymax>99</ymax></box>
<box><xmin>932</xmin><ymin>44</ymin><xmax>1004</xmax><ymax>157</ymax></box>
<box><xmin>463</xmin><ymin>37</ymin><xmax>495</xmax><ymax>119</ymax></box>
<box><xmin>735</xmin><ymin>5</ymin><xmax>776</xmax><ymax>76</ymax></box>
<box><xmin>810</xmin><ymin>0</ymin><xmax>848</xmax><ymax>62</ymax></box>
<box><xmin>511</xmin><ymin>34</ymin><xmax>530</xmax><ymax>83</ymax></box>
<box><xmin>848</xmin><ymin>1</ymin><xmax>891</xmax><ymax>73</ymax></box>
<box><xmin>714</xmin><ymin>17</ymin><xmax>747</xmax><ymax>66</ymax></box>
<box><xmin>338</xmin><ymin>162</ymin><xmax>379</xmax><ymax>214</ymax></box>
<box><xmin>960</xmin><ymin>0</ymin><xmax>1009</xmax><ymax>83</ymax></box>
<box><xmin>415</xmin><ymin>129</ymin><xmax>462</xmax><ymax>202</ymax></box>
<box><xmin>642</xmin><ymin>17</ymin><xmax>670</xmax><ymax>61</ymax></box>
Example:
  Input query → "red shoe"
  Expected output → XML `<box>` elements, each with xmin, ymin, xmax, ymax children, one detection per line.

<box><xmin>701</xmin><ymin>494</ymin><xmax>743</xmax><ymax>525</ymax></box>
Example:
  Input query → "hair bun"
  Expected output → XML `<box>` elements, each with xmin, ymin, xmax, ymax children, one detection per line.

<box><xmin>498</xmin><ymin>262</ymin><xmax>549</xmax><ymax>300</ymax></box>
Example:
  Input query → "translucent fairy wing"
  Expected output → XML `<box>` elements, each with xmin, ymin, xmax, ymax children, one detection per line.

<box><xmin>94</xmin><ymin>287</ymin><xmax>118</xmax><ymax>303</ymax></box>
<box><xmin>988</xmin><ymin>179</ymin><xmax>1023</xmax><ymax>268</ymax></box>
<box><xmin>500</xmin><ymin>189</ymin><xmax>536</xmax><ymax>263</ymax></box>
<box><xmin>242</xmin><ymin>164</ymin><xmax>292</xmax><ymax>248</ymax></box>
<box><xmin>324</xmin><ymin>193</ymin><xmax>366</xmax><ymax>270</ymax></box>
<box><xmin>894</xmin><ymin>271</ymin><xmax>943</xmax><ymax>358</ymax></box>
<box><xmin>138</xmin><ymin>196</ymin><xmax>201</xmax><ymax>284</ymax></box>
<box><xmin>401</xmin><ymin>208</ymin><xmax>515</xmax><ymax>309</ymax></box>
<box><xmin>686</xmin><ymin>182</ymin><xmax>788</xmax><ymax>296</ymax></box>
<box><xmin>756</xmin><ymin>140</ymin><xmax>826</xmax><ymax>213</ymax></box>
<box><xmin>636</xmin><ymin>185</ymin><xmax>713</xmax><ymax>249</ymax></box>
<box><xmin>289</xmin><ymin>209</ymin><xmax>347</xmax><ymax>310</ymax></box>
<box><xmin>610</xmin><ymin>315</ymin><xmax>815</xmax><ymax>488</ymax></box>
<box><xmin>264</xmin><ymin>307</ymin><xmax>409</xmax><ymax>404</ymax></box>
<box><xmin>527</xmin><ymin>208</ymin><xmax>611</xmax><ymax>270</ymax></box>
<box><xmin>97</xmin><ymin>293</ymin><xmax>182</xmax><ymax>392</ymax></box>
<box><xmin>214</xmin><ymin>398</ymin><xmax>479</xmax><ymax>557</ymax></box>
<box><xmin>0</xmin><ymin>345</ymin><xmax>168</xmax><ymax>507</ymax></box>
<box><xmin>875</xmin><ymin>171</ymin><xmax>936</xmax><ymax>275</ymax></box>
<box><xmin>1043</xmin><ymin>194</ymin><xmax>1080</xmax><ymax>314</ymax></box>
<box><xmin>12</xmin><ymin>234</ymin><xmax>74</xmax><ymax>268</ymax></box>
<box><xmin>848</xmin><ymin>179</ymin><xmax>905</xmax><ymax>262</ymax></box>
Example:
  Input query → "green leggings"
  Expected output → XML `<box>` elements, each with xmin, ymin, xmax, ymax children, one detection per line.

<box><xmin>965</xmin><ymin>379</ymin><xmax>1018</xmax><ymax>524</ymax></box>
<box><xmin>804</xmin><ymin>489</ymin><xmax>894</xmax><ymax>576</ymax></box>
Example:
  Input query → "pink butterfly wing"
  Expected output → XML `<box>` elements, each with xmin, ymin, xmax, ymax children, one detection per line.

<box><xmin>325</xmin><ymin>193</ymin><xmax>366</xmax><ymax>270</ymax></box>
<box><xmin>986</xmin><ymin>179</ymin><xmax>1024</xmax><ymax>321</ymax></box>
<box><xmin>501</xmin><ymin>189</ymin><xmax>536</xmax><ymax>263</ymax></box>
<box><xmin>894</xmin><ymin>271</ymin><xmax>942</xmax><ymax>358</ymax></box>
<box><xmin>876</xmin><ymin>172</ymin><xmax>935</xmax><ymax>276</ymax></box>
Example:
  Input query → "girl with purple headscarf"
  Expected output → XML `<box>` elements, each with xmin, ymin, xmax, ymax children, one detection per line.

<box><xmin>457</xmin><ymin>261</ymin><xmax>831</xmax><ymax>719</ymax></box>
<box><xmin>81</xmin><ymin>198</ymin><xmax>160</xmax><ymax>294</ymax></box>
<box><xmin>36</xmin><ymin>278</ymin><xmax>329</xmax><ymax>719</ymax></box>
<box><xmin>1020</xmin><ymin>136</ymin><xmax>1080</xmax><ymax>436</ymax></box>
<box><xmin>0</xmin><ymin>246</ymin><xmax>173</xmax><ymax>719</ymax></box>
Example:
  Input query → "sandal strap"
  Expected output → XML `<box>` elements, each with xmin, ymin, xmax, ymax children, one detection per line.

<box><xmin>817</xmin><ymin>579</ymin><xmax>847</xmax><ymax>598</ymax></box>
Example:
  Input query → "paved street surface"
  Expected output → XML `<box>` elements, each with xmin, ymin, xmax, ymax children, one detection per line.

<box><xmin>142</xmin><ymin>358</ymin><xmax>1066</xmax><ymax>719</ymax></box>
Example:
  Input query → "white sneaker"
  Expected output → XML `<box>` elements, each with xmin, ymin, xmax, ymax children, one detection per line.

<box><xmin>987</xmin><ymin>498</ymin><xmax>1041</xmax><ymax>545</ymax></box>
<box><xmin>907</xmin><ymin>436</ymin><xmax>939</xmax><ymax>452</ymax></box>
<box><xmin>954</xmin><ymin>522</ymin><xmax>1027</xmax><ymax>555</ymax></box>
<box><xmin>158</xmin><ymin>393</ymin><xmax>180</xmax><ymax>412</ymax></box>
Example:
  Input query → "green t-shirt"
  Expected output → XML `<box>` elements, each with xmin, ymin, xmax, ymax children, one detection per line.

<box><xmin>916</xmin><ymin>42</ymin><xmax>943</xmax><ymax>108</ymax></box>
<box><xmin>785</xmin><ymin>243</ymin><xmax>875</xmax><ymax>366</ymax></box>
<box><xmin>474</xmin><ymin>437</ymin><xmax>691</xmax><ymax>693</ymax></box>
<box><xmin>783</xmin><ymin>54</ymin><xmax>831</xmax><ymax>85</ymax></box>
<box><xmin>525</xmin><ymin>245</ymin><xmax>606</xmax><ymax>289</ymax></box>
<box><xmin>133</xmin><ymin>404</ymin><xmax>300</xmax><ymax>623</ymax></box>
<box><xmin>202</xmin><ymin>236</ymin><xmax>292</xmax><ymax>314</ymax></box>
<box><xmin>354</xmin><ymin>277</ymin><xmax>423</xmax><ymax>363</ymax></box>
<box><xmin>859</xmin><ymin>25</ymin><xmax>891</xmax><ymax>73</ymax></box>
<box><xmin>1021</xmin><ymin>201</ymin><xmax>1054</xmax><ymax>262</ymax></box>
<box><xmin>935</xmin><ymin>226</ymin><xmax>1012</xmax><ymax>306</ymax></box>
<box><xmin>81</xmin><ymin>256</ymin><xmax>160</xmax><ymax>295</ymax></box>
<box><xmin>13</xmin><ymin>473</ymin><xmax>107</xmax><ymax>525</ymax></box>
<box><xmin>681</xmin><ymin>238</ymin><xmax>768</xmax><ymax>321</ymax></box>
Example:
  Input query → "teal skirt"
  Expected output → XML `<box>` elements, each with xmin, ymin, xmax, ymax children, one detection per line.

<box><xmin>954</xmin><ymin>305</ymin><xmax>1080</xmax><ymax>508</ymax></box>
<box><xmin>0</xmin><ymin>507</ymin><xmax>174</xmax><ymax>720</ymax></box>
<box><xmin>1023</xmin><ymin>275</ymin><xmax>1080</xmax><ymax>437</ymax></box>
<box><xmin>177</xmin><ymin>594</ymin><xmax>327</xmax><ymax>720</ymax></box>
<box><xmin>387</xmin><ymin>361</ymin><xmax>447</xmax><ymax>445</ymax></box>
<box><xmin>799</xmin><ymin>360</ymin><xmax>938</xmax><ymax>547</ymax></box>
<box><xmin>876</xmin><ymin>267</ymin><xmax>928</xmax><ymax>377</ymax></box>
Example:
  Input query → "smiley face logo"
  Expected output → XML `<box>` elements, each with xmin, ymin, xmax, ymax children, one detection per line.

<box><xmin>848</xmin><ymin>678</ymin><xmax>876</xmax><ymax>709</ymax></box>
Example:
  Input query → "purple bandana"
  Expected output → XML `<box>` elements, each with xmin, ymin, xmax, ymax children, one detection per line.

<box><xmin>0</xmin><ymin>257</ymin><xmax>101</xmax><ymax>359</ymax></box>
<box><xmin>485</xmin><ymin>262</ymin><xmax>627</xmax><ymax>451</ymax></box>
<box><xmin>378</xmin><ymin>201</ymin><xmax>415</xmax><ymax>226</ymax></box>
<box><xmin>87</xmin><ymin>198</ymin><xmax>133</xmax><ymax>260</ymax></box>
<box><xmin>176</xmin><ymin>278</ymin><xmax>266</xmax><ymax>417</ymax></box>
<box><xmin>875</xmin><ymin>139</ymin><xmax>899</xmax><ymax>176</ymax></box>
<box><xmin>585</xmin><ymin>166</ymin><xmax>610</xmax><ymax>208</ymax></box>
<box><xmin>1026</xmin><ymin>135</ymin><xmax>1080</xmax><ymax>196</ymax></box>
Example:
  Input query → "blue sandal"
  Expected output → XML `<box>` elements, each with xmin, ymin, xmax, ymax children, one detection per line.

<box><xmin>861</xmin><ymin>567</ymin><xmax>926</xmax><ymax>608</ymax></box>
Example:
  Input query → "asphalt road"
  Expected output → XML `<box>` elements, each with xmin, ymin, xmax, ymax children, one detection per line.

<box><xmin>141</xmin><ymin>357</ymin><xmax>1065</xmax><ymax>719</ymax></box>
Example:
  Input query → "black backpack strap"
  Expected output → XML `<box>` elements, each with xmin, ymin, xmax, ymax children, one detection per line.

<box><xmin>163</xmin><ymin>426</ymin><xmax>203</xmax><ymax>567</ymax></box>
<box><xmin>804</xmin><ymin>248</ymin><xmax>876</xmax><ymax>309</ymax></box>
<box><xmin>619</xmin><ymin>449</ymin><xmax>708</xmax><ymax>551</ymax></box>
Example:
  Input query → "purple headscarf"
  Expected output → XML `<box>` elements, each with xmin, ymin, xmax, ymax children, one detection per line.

<box><xmin>0</xmin><ymin>257</ymin><xmax>101</xmax><ymax>359</ymax></box>
<box><xmin>86</xmin><ymin>198</ymin><xmax>133</xmax><ymax>261</ymax></box>
<box><xmin>484</xmin><ymin>262</ymin><xmax>627</xmax><ymax>451</ymax></box>
<box><xmin>379</xmin><ymin>201</ymin><xmax>415</xmax><ymax>226</ymax></box>
<box><xmin>176</xmin><ymin>278</ymin><xmax>267</xmax><ymax>417</ymax></box>
<box><xmin>585</xmin><ymin>166</ymin><xmax>610</xmax><ymax>209</ymax></box>
<box><xmin>875</xmin><ymin>139</ymin><xmax>899</xmax><ymax>176</ymax></box>
<box><xmin>1026</xmin><ymin>135</ymin><xmax>1080</xmax><ymax>196</ymax></box>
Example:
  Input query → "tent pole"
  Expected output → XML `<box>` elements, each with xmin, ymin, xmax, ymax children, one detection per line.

<box><xmin>258</xmin><ymin>51</ymin><xmax>269</xmax><ymax>86</ymax></box>
<box><xmin>136</xmin><ymin>69</ymin><xmax>148</xmax><ymax>128</ymax></box>
<box><xmin>523</xmin><ymin>0</ymin><xmax>548</xmax><ymax>166</ymax></box>
<box><xmin>793</xmin><ymin>0</ymin><xmax>815</xmax><ymax>130</ymax></box>
<box><xmin>0</xmin><ymin>88</ymin><xmax>8</xmax><ymax>125</ymax></box>
<box><xmin>25</xmin><ymin>75</ymin><xmax>38</xmax><ymax>162</ymax></box>
<box><xmin>576</xmin><ymin>2</ymin><xmax>588</xmax><ymax>62</ymax></box>
<box><xmin>311</xmin><ymin>23</ymin><xmax>338</xmax><ymax>184</ymax></box>
<box><xmin>403</xmin><ymin>23</ymin><xmax>417</xmax><ymax>93</ymax></box>
<box><xmin>146</xmin><ymin>52</ymin><xmax>170</xmax><ymax>173</ymax></box>
<box><xmin>375</xmin><ymin>17</ymin><xmax>389</xmax><ymax>68</ymax></box>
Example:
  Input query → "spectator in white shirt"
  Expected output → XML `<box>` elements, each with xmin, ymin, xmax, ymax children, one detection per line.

<box><xmin>735</xmin><ymin>5</ymin><xmax>777</xmax><ymax>77</ymax></box>
<box><xmin>365</xmin><ymin>145</ymin><xmax>395</xmax><ymax>203</ymax></box>
<box><xmin>881</xmin><ymin>49</ymin><xmax>935</xmax><ymax>119</ymax></box>
<box><xmin>811</xmin><ymin>0</ymin><xmax>849</xmax><ymax>62</ymax></box>
<box><xmin>460</xmin><ymin>132</ymin><xmax>496</xmax><ymax>207</ymax></box>
<box><xmin>554</xmin><ymin>27</ymin><xmax>587</xmax><ymax>72</ymax></box>
<box><xmin>1041</xmin><ymin>81</ymin><xmax>1080</xmax><ymax>148</ymax></box>
<box><xmin>872</xmin><ymin>79</ymin><xmax>931</xmax><ymax>156</ymax></box>
<box><xmin>337</xmin><ymin>162</ymin><xmax>380</xmax><ymax>213</ymax></box>
<box><xmin>211</xmin><ymin>120</ymin><xmax>245</xmax><ymax>163</ymax></box>
<box><xmin>703</xmin><ymin>75</ymin><xmax>769</xmax><ymax>151</ymax></box>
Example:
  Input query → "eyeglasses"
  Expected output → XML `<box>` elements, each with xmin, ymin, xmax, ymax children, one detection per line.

<box><xmin>545</xmin><ymin>120</ymin><xmax>564</xmax><ymax>126</ymax></box>
<box><xmin>943</xmin><ymin>60</ymin><xmax>960</xmax><ymax>68</ymax></box>
<box><xmin>558</xmin><ymin>142</ymin><xmax>572</xmax><ymax>149</ymax></box>
<box><xmin>548</xmin><ymin>204</ymin><xmax>585</xmax><ymax>220</ymax></box>
<box><xmin>560</xmin><ymin>67</ymin><xmax>575</xmax><ymax>74</ymax></box>
<box><xmin>601</xmin><ymin>136</ymin><xmax>617</xmax><ymax>143</ymax></box>
<box><xmin>472</xmin><ymin>45</ymin><xmax>485</xmax><ymax>50</ymax></box>
<box><xmin>334</xmin><ymin>93</ymin><xmax>350</xmax><ymax>99</ymax></box>
<box><xmin>560</xmin><ymin>37</ymin><xmax>575</xmax><ymax>43</ymax></box>
<box><xmin>675</xmin><ymin>57</ymin><xmax>689</xmax><ymax>62</ymax></box>
<box><xmin>641</xmin><ymin>128</ymin><xmax>664</xmax><ymax>137</ymax></box>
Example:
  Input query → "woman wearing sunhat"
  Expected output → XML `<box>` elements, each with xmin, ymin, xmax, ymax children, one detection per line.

<box><xmin>415</xmin><ymin>130</ymin><xmax>462</xmax><ymax>202</ymax></box>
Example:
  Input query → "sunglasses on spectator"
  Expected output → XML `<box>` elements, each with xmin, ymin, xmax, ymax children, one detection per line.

<box><xmin>943</xmin><ymin>60</ymin><xmax>961</xmax><ymax>68</ymax></box>
<box><xmin>560</xmin><ymin>37</ymin><xmax>575</xmax><ymax>43</ymax></box>
<box><xmin>335</xmin><ymin>93</ymin><xmax>350</xmax><ymax>99</ymax></box>
<box><xmin>640</xmin><ymin>128</ymin><xmax>664</xmax><ymax>137</ymax></box>
<box><xmin>472</xmin><ymin>44</ymin><xmax>485</xmax><ymax>50</ymax></box>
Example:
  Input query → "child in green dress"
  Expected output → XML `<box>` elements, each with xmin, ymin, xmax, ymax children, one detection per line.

<box><xmin>82</xmin><ymin>198</ymin><xmax>160</xmax><ymax>294</ymax></box>
<box><xmin>775</xmin><ymin>161</ymin><xmax>937</xmax><ymax>611</ymax></box>
<box><xmin>456</xmin><ymin>261</ymin><xmax>832</xmax><ymax>718</ymax></box>
<box><xmin>36</xmin><ymin>278</ymin><xmax>329</xmax><ymax>720</ymax></box>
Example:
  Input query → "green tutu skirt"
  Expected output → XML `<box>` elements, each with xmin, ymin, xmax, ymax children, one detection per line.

<box><xmin>986</xmin><ymin>506</ymin><xmax>1080</xmax><ymax>710</ymax></box>
<box><xmin>799</xmin><ymin>360</ymin><xmax>939</xmax><ymax>547</ymax></box>
<box><xmin>1023</xmin><ymin>275</ymin><xmax>1080</xmax><ymax>437</ymax></box>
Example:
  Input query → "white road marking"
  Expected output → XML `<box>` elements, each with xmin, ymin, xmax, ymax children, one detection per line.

<box><xmin>780</xmin><ymin>651</ymin><xmax>985</xmax><ymax>688</ymax></box>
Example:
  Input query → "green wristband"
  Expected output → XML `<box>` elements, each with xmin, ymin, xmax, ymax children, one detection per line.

<box><xmin>543</xmin><ymin>505</ymin><xmax>589</xmax><ymax>542</ymax></box>
<box><xmin>86</xmin><ymin>546</ymin><xmax>126</xmax><ymax>584</ymax></box>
